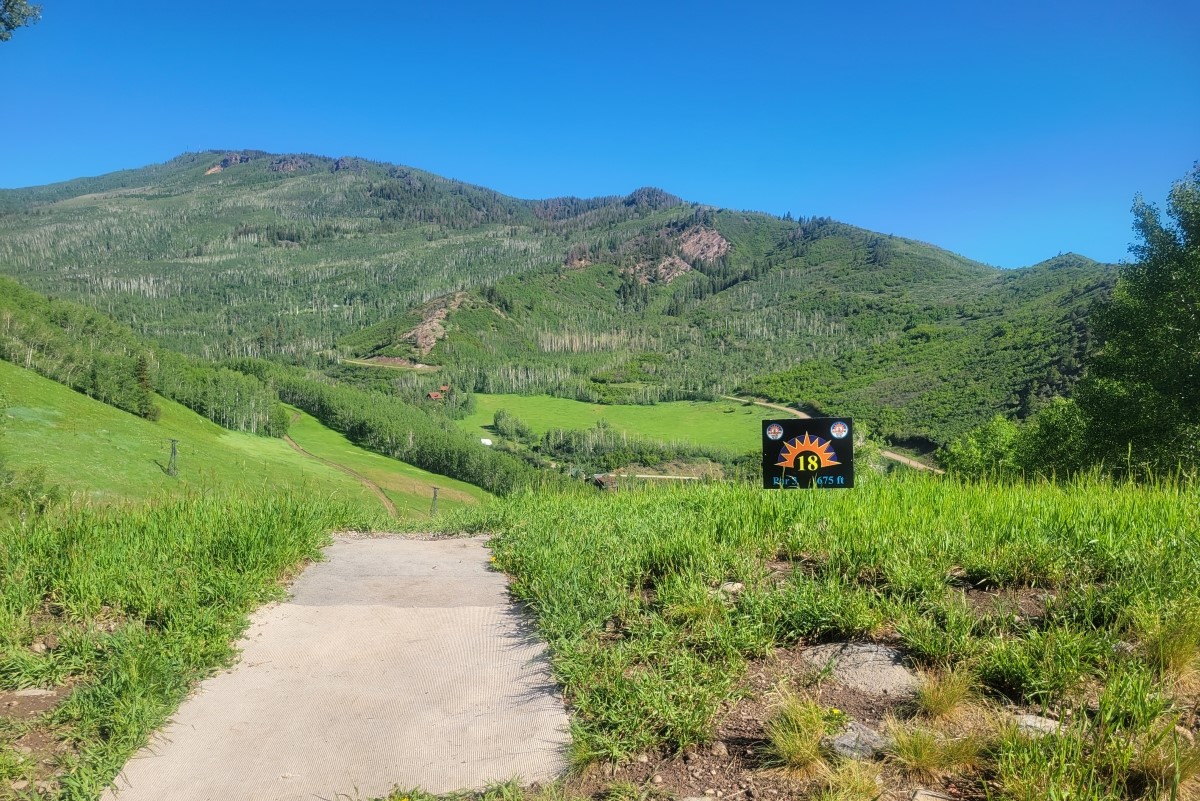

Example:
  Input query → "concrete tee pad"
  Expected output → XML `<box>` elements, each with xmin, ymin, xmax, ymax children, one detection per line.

<box><xmin>104</xmin><ymin>536</ymin><xmax>570</xmax><ymax>801</ymax></box>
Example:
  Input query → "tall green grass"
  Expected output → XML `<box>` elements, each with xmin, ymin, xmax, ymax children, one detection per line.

<box><xmin>437</xmin><ymin>473</ymin><xmax>1200</xmax><ymax>793</ymax></box>
<box><xmin>0</xmin><ymin>491</ymin><xmax>381</xmax><ymax>799</ymax></box>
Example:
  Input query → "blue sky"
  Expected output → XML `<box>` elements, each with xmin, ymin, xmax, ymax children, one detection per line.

<box><xmin>2</xmin><ymin>1</ymin><xmax>1197</xmax><ymax>267</ymax></box>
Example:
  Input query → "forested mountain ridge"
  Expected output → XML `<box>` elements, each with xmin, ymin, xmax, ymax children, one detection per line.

<box><xmin>0</xmin><ymin>150</ymin><xmax>1116</xmax><ymax>446</ymax></box>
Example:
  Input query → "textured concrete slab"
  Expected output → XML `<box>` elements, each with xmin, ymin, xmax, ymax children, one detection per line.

<box><xmin>104</xmin><ymin>536</ymin><xmax>570</xmax><ymax>801</ymax></box>
<box><xmin>801</xmin><ymin>642</ymin><xmax>920</xmax><ymax>698</ymax></box>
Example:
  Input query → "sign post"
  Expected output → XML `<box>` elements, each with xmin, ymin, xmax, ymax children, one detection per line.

<box><xmin>762</xmin><ymin>418</ymin><xmax>854</xmax><ymax>489</ymax></box>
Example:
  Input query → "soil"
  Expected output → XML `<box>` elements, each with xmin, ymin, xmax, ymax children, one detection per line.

<box><xmin>679</xmin><ymin>227</ymin><xmax>732</xmax><ymax>263</ymax></box>
<box><xmin>566</xmin><ymin>645</ymin><xmax>982</xmax><ymax>801</ymax></box>
<box><xmin>2</xmin><ymin>683</ymin><xmax>76</xmax><ymax>796</ymax></box>
<box><xmin>399</xmin><ymin>293</ymin><xmax>467</xmax><ymax>356</ymax></box>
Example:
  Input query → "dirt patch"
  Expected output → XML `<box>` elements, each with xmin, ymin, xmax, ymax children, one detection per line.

<box><xmin>2</xmin><ymin>683</ymin><xmax>76</xmax><ymax>796</ymax></box>
<box><xmin>626</xmin><ymin>256</ymin><xmax>693</xmax><ymax>286</ymax></box>
<box><xmin>957</xmin><ymin>586</ymin><xmax>1049</xmax><ymax>623</ymax></box>
<box><xmin>1</xmin><ymin>686</ymin><xmax>70</xmax><ymax>721</ymax></box>
<box><xmin>397</xmin><ymin>292</ymin><xmax>467</xmax><ymax>356</ymax></box>
<box><xmin>679</xmin><ymin>227</ymin><xmax>731</xmax><ymax>263</ymax></box>
<box><xmin>349</xmin><ymin>357</ymin><xmax>440</xmax><ymax>371</ymax></box>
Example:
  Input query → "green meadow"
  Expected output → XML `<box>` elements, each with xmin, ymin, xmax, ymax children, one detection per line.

<box><xmin>459</xmin><ymin>394</ymin><xmax>778</xmax><ymax>453</ymax></box>
<box><xmin>0</xmin><ymin>360</ymin><xmax>482</xmax><ymax>515</ymax></box>
<box><xmin>285</xmin><ymin>408</ymin><xmax>488</xmax><ymax>516</ymax></box>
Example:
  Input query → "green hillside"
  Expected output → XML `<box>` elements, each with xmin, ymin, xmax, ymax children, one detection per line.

<box><xmin>0</xmin><ymin>151</ymin><xmax>1115</xmax><ymax>449</ymax></box>
<box><xmin>0</xmin><ymin>359</ymin><xmax>484</xmax><ymax>514</ymax></box>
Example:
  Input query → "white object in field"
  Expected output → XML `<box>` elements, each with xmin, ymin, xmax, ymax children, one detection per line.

<box><xmin>480</xmin><ymin>438</ymin><xmax>493</xmax><ymax>446</ymax></box>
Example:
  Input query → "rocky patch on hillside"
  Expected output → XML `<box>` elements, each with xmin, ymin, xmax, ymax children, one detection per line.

<box><xmin>680</xmin><ymin>226</ymin><xmax>731</xmax><ymax>262</ymax></box>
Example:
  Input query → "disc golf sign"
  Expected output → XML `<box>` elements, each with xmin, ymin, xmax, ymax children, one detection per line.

<box><xmin>762</xmin><ymin>418</ymin><xmax>854</xmax><ymax>489</ymax></box>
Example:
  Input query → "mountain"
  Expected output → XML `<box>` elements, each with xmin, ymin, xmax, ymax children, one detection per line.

<box><xmin>0</xmin><ymin>150</ymin><xmax>1116</xmax><ymax>446</ymax></box>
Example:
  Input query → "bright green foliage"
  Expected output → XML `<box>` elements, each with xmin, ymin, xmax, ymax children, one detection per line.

<box><xmin>1075</xmin><ymin>166</ymin><xmax>1200</xmax><ymax>474</ymax></box>
<box><xmin>936</xmin><ymin>415</ymin><xmax>1020</xmax><ymax>479</ymax></box>
<box><xmin>435</xmin><ymin>474</ymin><xmax>1199</xmax><ymax>771</ymax></box>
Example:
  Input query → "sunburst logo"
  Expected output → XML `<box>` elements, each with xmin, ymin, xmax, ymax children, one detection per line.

<box><xmin>776</xmin><ymin>434</ymin><xmax>840</xmax><ymax>471</ymax></box>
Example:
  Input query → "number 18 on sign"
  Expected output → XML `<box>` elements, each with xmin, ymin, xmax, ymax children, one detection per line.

<box><xmin>762</xmin><ymin>418</ymin><xmax>854</xmax><ymax>489</ymax></box>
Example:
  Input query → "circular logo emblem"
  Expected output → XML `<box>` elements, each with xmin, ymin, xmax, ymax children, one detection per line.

<box><xmin>830</xmin><ymin>421</ymin><xmax>849</xmax><ymax>439</ymax></box>
<box><xmin>766</xmin><ymin>423</ymin><xmax>784</xmax><ymax>441</ymax></box>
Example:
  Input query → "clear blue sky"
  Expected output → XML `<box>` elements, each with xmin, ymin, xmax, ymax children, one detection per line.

<box><xmin>2</xmin><ymin>1</ymin><xmax>1197</xmax><ymax>267</ymax></box>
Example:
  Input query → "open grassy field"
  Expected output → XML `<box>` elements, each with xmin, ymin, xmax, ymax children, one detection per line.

<box><xmin>0</xmin><ymin>360</ymin><xmax>483</xmax><ymax>516</ymax></box>
<box><xmin>285</xmin><ymin>408</ymin><xmax>488</xmax><ymax>517</ymax></box>
<box><xmin>430</xmin><ymin>474</ymin><xmax>1200</xmax><ymax>800</ymax></box>
<box><xmin>459</xmin><ymin>394</ymin><xmax>779</xmax><ymax>453</ymax></box>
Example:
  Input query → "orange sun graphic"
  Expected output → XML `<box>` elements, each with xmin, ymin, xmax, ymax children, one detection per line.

<box><xmin>776</xmin><ymin>434</ymin><xmax>840</xmax><ymax>470</ymax></box>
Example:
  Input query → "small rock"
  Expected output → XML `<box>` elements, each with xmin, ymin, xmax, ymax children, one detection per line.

<box><xmin>1112</xmin><ymin>641</ymin><xmax>1137</xmax><ymax>657</ymax></box>
<box><xmin>710</xmin><ymin>740</ymin><xmax>729</xmax><ymax>757</ymax></box>
<box><xmin>705</xmin><ymin>790</ymin><xmax>716</xmax><ymax>797</ymax></box>
<box><xmin>1012</xmin><ymin>713</ymin><xmax>1061</xmax><ymax>738</ymax></box>
<box><xmin>11</xmin><ymin>780</ymin><xmax>29</xmax><ymax>791</ymax></box>
<box><xmin>13</xmin><ymin>688</ymin><xmax>54</xmax><ymax>698</ymax></box>
<box><xmin>637</xmin><ymin>753</ymin><xmax>649</xmax><ymax>763</ymax></box>
<box><xmin>911</xmin><ymin>791</ymin><xmax>953</xmax><ymax>800</ymax></box>
<box><xmin>719</xmin><ymin>581</ymin><xmax>745</xmax><ymax>596</ymax></box>
<box><xmin>652</xmin><ymin>775</ymin><xmax>663</xmax><ymax>785</ymax></box>
<box><xmin>824</xmin><ymin>721</ymin><xmax>889</xmax><ymax>759</ymax></box>
<box><xmin>14</xmin><ymin>745</ymin><xmax>33</xmax><ymax>755</ymax></box>
<box><xmin>29</xmin><ymin>642</ymin><xmax>47</xmax><ymax>654</ymax></box>
<box><xmin>682</xmin><ymin>797</ymin><xmax>709</xmax><ymax>801</ymax></box>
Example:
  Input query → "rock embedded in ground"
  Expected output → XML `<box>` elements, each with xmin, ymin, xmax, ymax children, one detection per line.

<box><xmin>12</xmin><ymin>688</ymin><xmax>55</xmax><ymax>698</ymax></box>
<box><xmin>1012</xmin><ymin>713</ymin><xmax>1061</xmax><ymax>738</ymax></box>
<box><xmin>910</xmin><ymin>791</ymin><xmax>953</xmax><ymax>800</ymax></box>
<box><xmin>823</xmin><ymin>720</ymin><xmax>889</xmax><ymax>760</ymax></box>
<box><xmin>800</xmin><ymin>643</ymin><xmax>919</xmax><ymax>697</ymax></box>
<box><xmin>710</xmin><ymin>740</ymin><xmax>729</xmax><ymax>757</ymax></box>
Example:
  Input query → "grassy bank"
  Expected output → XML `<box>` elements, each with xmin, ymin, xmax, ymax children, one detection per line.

<box><xmin>0</xmin><ymin>492</ymin><xmax>381</xmax><ymax>799</ymax></box>
<box><xmin>438</xmin><ymin>474</ymin><xmax>1200</xmax><ymax>798</ymax></box>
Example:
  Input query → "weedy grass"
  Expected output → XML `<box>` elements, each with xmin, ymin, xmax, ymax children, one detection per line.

<box><xmin>432</xmin><ymin>471</ymin><xmax>1200</xmax><ymax>796</ymax></box>
<box><xmin>810</xmin><ymin>760</ymin><xmax>882</xmax><ymax>801</ymax></box>
<box><xmin>883</xmin><ymin>719</ymin><xmax>984</xmax><ymax>781</ymax></box>
<box><xmin>913</xmin><ymin>666</ymin><xmax>978</xmax><ymax>723</ymax></box>
<box><xmin>763</xmin><ymin>688</ymin><xmax>831</xmax><ymax>777</ymax></box>
<box><xmin>0</xmin><ymin>491</ymin><xmax>382</xmax><ymax>799</ymax></box>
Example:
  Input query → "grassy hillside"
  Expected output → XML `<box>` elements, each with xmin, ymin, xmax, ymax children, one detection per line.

<box><xmin>435</xmin><ymin>475</ymin><xmax>1200</xmax><ymax>799</ymax></box>
<box><xmin>285</xmin><ymin>407</ymin><xmax>487</xmax><ymax>515</ymax></box>
<box><xmin>0</xmin><ymin>360</ymin><xmax>483</xmax><ymax>514</ymax></box>
<box><xmin>460</xmin><ymin>393</ymin><xmax>778</xmax><ymax>454</ymax></box>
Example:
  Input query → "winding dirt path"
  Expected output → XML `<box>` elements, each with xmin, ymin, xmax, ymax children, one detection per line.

<box><xmin>721</xmin><ymin>395</ymin><xmax>944</xmax><ymax>474</ymax></box>
<box><xmin>283</xmin><ymin>431</ymin><xmax>399</xmax><ymax>517</ymax></box>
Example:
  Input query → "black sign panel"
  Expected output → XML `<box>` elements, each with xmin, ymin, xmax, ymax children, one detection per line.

<box><xmin>762</xmin><ymin>418</ymin><xmax>854</xmax><ymax>489</ymax></box>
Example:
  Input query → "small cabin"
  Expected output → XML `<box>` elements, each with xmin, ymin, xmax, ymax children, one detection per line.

<box><xmin>439</xmin><ymin>384</ymin><xmax>451</xmax><ymax>392</ymax></box>
<box><xmin>427</xmin><ymin>391</ymin><xmax>444</xmax><ymax>400</ymax></box>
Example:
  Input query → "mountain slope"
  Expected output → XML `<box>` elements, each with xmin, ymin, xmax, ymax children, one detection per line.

<box><xmin>0</xmin><ymin>151</ymin><xmax>1116</xmax><ymax>445</ymax></box>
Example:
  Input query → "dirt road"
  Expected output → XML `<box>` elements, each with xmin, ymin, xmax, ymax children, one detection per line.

<box><xmin>283</xmin><ymin>433</ymin><xmax>399</xmax><ymax>516</ymax></box>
